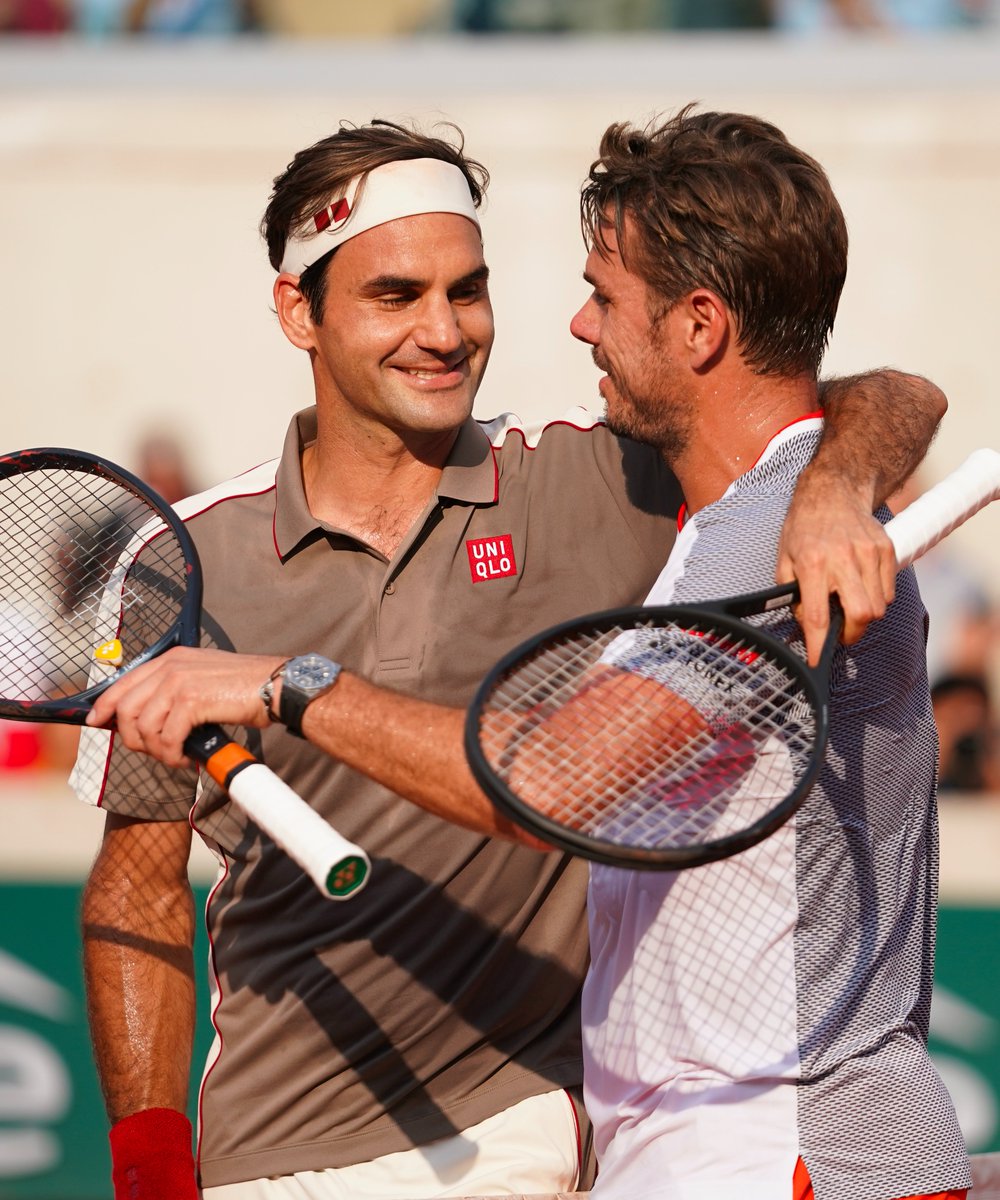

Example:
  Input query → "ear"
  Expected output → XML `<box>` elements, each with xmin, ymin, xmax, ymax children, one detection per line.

<box><xmin>274</xmin><ymin>273</ymin><xmax>317</xmax><ymax>352</ymax></box>
<box><xmin>679</xmin><ymin>288</ymin><xmax>729</xmax><ymax>370</ymax></box>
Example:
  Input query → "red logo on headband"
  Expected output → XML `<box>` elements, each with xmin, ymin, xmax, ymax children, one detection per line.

<box><xmin>314</xmin><ymin>198</ymin><xmax>351</xmax><ymax>233</ymax></box>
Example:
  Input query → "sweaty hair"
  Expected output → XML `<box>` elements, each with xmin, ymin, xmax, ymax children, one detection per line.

<box><xmin>261</xmin><ymin>119</ymin><xmax>489</xmax><ymax>320</ymax></box>
<box><xmin>580</xmin><ymin>105</ymin><xmax>848</xmax><ymax>378</ymax></box>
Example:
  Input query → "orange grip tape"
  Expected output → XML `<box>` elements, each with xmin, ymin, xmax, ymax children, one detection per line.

<box><xmin>204</xmin><ymin>742</ymin><xmax>255</xmax><ymax>788</ymax></box>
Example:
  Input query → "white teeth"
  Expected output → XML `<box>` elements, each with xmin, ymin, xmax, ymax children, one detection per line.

<box><xmin>405</xmin><ymin>369</ymin><xmax>440</xmax><ymax>379</ymax></box>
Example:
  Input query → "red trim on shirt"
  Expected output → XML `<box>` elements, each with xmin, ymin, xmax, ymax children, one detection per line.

<box><xmin>677</xmin><ymin>409</ymin><xmax>825</xmax><ymax>530</ymax></box>
<box><xmin>747</xmin><ymin>409</ymin><xmax>824</xmax><ymax>472</ymax></box>
<box><xmin>486</xmin><ymin>415</ymin><xmax>609</xmax><ymax>506</ymax></box>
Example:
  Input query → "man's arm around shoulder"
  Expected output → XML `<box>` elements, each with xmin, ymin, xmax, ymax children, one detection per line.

<box><xmin>780</xmin><ymin>369</ymin><xmax>945</xmax><ymax>662</ymax></box>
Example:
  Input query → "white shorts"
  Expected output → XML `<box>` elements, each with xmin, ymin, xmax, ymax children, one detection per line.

<box><xmin>201</xmin><ymin>1088</ymin><xmax>582</xmax><ymax>1199</ymax></box>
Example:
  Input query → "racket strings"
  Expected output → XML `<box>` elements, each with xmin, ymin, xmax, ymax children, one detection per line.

<box><xmin>0</xmin><ymin>468</ymin><xmax>188</xmax><ymax>704</ymax></box>
<box><xmin>478</xmin><ymin>619</ymin><xmax>818</xmax><ymax>852</ymax></box>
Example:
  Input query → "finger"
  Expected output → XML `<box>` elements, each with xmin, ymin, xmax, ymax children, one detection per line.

<box><xmin>836</xmin><ymin>568</ymin><xmax>886</xmax><ymax>646</ymax></box>
<box><xmin>794</xmin><ymin>574</ymin><xmax>832</xmax><ymax>668</ymax></box>
<box><xmin>879</xmin><ymin>539</ymin><xmax>899</xmax><ymax>611</ymax></box>
<box><xmin>87</xmin><ymin>673</ymin><xmax>149</xmax><ymax>730</ymax></box>
<box><xmin>114</xmin><ymin>692</ymin><xmax>169</xmax><ymax>755</ymax></box>
<box><xmin>774</xmin><ymin>549</ymin><xmax>795</xmax><ymax>587</ymax></box>
<box><xmin>106</xmin><ymin>666</ymin><xmax>178</xmax><ymax>751</ymax></box>
<box><xmin>86</xmin><ymin>656</ymin><xmax>171</xmax><ymax>728</ymax></box>
<box><xmin>154</xmin><ymin>706</ymin><xmax>200</xmax><ymax>769</ymax></box>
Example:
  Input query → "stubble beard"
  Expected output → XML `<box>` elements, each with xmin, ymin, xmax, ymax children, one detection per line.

<box><xmin>598</xmin><ymin>360</ymin><xmax>691</xmax><ymax>464</ymax></box>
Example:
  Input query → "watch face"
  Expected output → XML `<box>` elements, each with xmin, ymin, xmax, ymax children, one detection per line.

<box><xmin>287</xmin><ymin>654</ymin><xmax>339</xmax><ymax>694</ymax></box>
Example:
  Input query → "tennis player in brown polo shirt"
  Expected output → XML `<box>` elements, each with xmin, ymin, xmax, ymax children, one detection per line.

<box><xmin>78</xmin><ymin>118</ymin><xmax>945</xmax><ymax>1200</ymax></box>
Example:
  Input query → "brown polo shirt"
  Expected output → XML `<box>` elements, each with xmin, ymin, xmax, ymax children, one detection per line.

<box><xmin>74</xmin><ymin>406</ymin><xmax>680</xmax><ymax>1187</ymax></box>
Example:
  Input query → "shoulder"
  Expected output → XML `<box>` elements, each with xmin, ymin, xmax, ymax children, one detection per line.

<box><xmin>479</xmin><ymin>409</ymin><xmax>680</xmax><ymax>518</ymax></box>
<box><xmin>479</xmin><ymin>407</ymin><xmax>608</xmax><ymax>450</ymax></box>
<box><xmin>665</xmin><ymin>474</ymin><xmax>805</xmax><ymax>604</ymax></box>
<box><xmin>173</xmin><ymin>457</ymin><xmax>279</xmax><ymax>526</ymax></box>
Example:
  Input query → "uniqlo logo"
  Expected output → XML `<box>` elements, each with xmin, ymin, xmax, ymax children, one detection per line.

<box><xmin>466</xmin><ymin>535</ymin><xmax>518</xmax><ymax>583</ymax></box>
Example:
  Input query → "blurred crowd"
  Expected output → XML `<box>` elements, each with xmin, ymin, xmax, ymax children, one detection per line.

<box><xmin>2</xmin><ymin>0</ymin><xmax>998</xmax><ymax>35</ymax></box>
<box><xmin>894</xmin><ymin>473</ymin><xmax>1000</xmax><ymax>797</ymax></box>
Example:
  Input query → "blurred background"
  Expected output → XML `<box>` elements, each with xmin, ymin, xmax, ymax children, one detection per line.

<box><xmin>2</xmin><ymin>5</ymin><xmax>1000</xmax><ymax>1196</ymax></box>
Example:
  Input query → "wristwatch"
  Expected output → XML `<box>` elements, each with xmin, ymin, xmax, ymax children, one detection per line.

<box><xmin>270</xmin><ymin>653</ymin><xmax>342</xmax><ymax>738</ymax></box>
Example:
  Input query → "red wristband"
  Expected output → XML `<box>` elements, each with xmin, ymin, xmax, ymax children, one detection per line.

<box><xmin>109</xmin><ymin>1107</ymin><xmax>198</xmax><ymax>1200</ymax></box>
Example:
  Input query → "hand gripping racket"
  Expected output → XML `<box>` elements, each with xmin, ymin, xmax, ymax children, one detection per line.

<box><xmin>465</xmin><ymin>448</ymin><xmax>1000</xmax><ymax>871</ymax></box>
<box><xmin>0</xmin><ymin>448</ymin><xmax>369</xmax><ymax>899</ymax></box>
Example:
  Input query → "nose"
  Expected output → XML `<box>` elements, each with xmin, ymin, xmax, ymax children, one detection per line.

<box><xmin>570</xmin><ymin>297</ymin><xmax>598</xmax><ymax>346</ymax></box>
<box><xmin>413</xmin><ymin>292</ymin><xmax>464</xmax><ymax>355</ymax></box>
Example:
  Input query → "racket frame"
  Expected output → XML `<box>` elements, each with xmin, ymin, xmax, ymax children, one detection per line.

<box><xmin>465</xmin><ymin>592</ymin><xmax>834</xmax><ymax>871</ymax></box>
<box><xmin>0</xmin><ymin>446</ymin><xmax>370</xmax><ymax>900</ymax></box>
<box><xmin>0</xmin><ymin>446</ymin><xmax>202</xmax><ymax>723</ymax></box>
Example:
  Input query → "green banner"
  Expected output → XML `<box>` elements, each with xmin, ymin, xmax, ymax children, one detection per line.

<box><xmin>0</xmin><ymin>885</ymin><xmax>998</xmax><ymax>1198</ymax></box>
<box><xmin>930</xmin><ymin>906</ymin><xmax>1000</xmax><ymax>1154</ymax></box>
<box><xmin>0</xmin><ymin>883</ymin><xmax>212</xmax><ymax>1200</ymax></box>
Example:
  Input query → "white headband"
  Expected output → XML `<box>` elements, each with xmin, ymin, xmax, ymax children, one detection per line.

<box><xmin>278</xmin><ymin>157</ymin><xmax>481</xmax><ymax>276</ymax></box>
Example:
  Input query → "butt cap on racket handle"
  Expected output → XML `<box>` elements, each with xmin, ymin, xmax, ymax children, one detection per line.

<box><xmin>885</xmin><ymin>447</ymin><xmax>1000</xmax><ymax>570</ymax></box>
<box><xmin>185</xmin><ymin>726</ymin><xmax>370</xmax><ymax>900</ymax></box>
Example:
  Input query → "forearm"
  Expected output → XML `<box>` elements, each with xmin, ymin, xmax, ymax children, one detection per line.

<box><xmin>86</xmin><ymin>648</ymin><xmax>545</xmax><ymax>847</ymax></box>
<box><xmin>82</xmin><ymin>818</ymin><xmax>196</xmax><ymax>1122</ymax></box>
<box><xmin>817</xmin><ymin>369</ymin><xmax>946</xmax><ymax>506</ymax></box>
<box><xmin>301</xmin><ymin>672</ymin><xmax>544</xmax><ymax>847</ymax></box>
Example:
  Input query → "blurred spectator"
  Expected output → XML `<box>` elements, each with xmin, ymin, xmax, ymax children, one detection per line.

<box><xmin>670</xmin><ymin>0</ymin><xmax>771</xmax><ymax>26</ymax></box>
<box><xmin>891</xmin><ymin>470</ymin><xmax>1000</xmax><ymax>687</ymax></box>
<box><xmin>132</xmin><ymin>430</ymin><xmax>198</xmax><ymax>504</ymax></box>
<box><xmin>774</xmin><ymin>0</ymin><xmax>993</xmax><ymax>29</ymax></box>
<box><xmin>0</xmin><ymin>435</ymin><xmax>195</xmax><ymax>779</ymax></box>
<box><xmin>0</xmin><ymin>0</ymin><xmax>71</xmax><ymax>30</ymax></box>
<box><xmin>0</xmin><ymin>608</ymin><xmax>80</xmax><ymax>775</ymax></box>
<box><xmin>912</xmin><ymin>543</ymin><xmax>998</xmax><ymax>685</ymax></box>
<box><xmin>454</xmin><ymin>0</ymin><xmax>772</xmax><ymax>30</ymax></box>
<box><xmin>932</xmin><ymin>673</ymin><xmax>1000</xmax><ymax>793</ymax></box>
<box><xmin>72</xmin><ymin>0</ymin><xmax>262</xmax><ymax>35</ymax></box>
<box><xmin>0</xmin><ymin>719</ymin><xmax>80</xmax><ymax>772</ymax></box>
<box><xmin>253</xmin><ymin>0</ymin><xmax>449</xmax><ymax>35</ymax></box>
<box><xmin>0</xmin><ymin>721</ymin><xmax>44</xmax><ymax>769</ymax></box>
<box><xmin>456</xmin><ymin>0</ymin><xmax>646</xmax><ymax>31</ymax></box>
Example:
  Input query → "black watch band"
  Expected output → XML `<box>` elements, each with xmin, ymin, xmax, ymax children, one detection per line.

<box><xmin>277</xmin><ymin>654</ymin><xmax>342</xmax><ymax>738</ymax></box>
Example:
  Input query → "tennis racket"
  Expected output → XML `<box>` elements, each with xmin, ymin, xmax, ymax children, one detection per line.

<box><xmin>0</xmin><ymin>448</ymin><xmax>369</xmax><ymax>899</ymax></box>
<box><xmin>466</xmin><ymin>447</ymin><xmax>1000</xmax><ymax>871</ymax></box>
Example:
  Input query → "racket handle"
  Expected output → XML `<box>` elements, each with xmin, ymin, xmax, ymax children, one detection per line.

<box><xmin>184</xmin><ymin>724</ymin><xmax>370</xmax><ymax>900</ymax></box>
<box><xmin>885</xmin><ymin>447</ymin><xmax>1000</xmax><ymax>569</ymax></box>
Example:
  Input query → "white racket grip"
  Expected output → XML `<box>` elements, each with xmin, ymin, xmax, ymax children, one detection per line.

<box><xmin>885</xmin><ymin>448</ymin><xmax>1000</xmax><ymax>570</ymax></box>
<box><xmin>226</xmin><ymin>762</ymin><xmax>370</xmax><ymax>900</ymax></box>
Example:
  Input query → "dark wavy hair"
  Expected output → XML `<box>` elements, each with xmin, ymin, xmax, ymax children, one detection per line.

<box><xmin>580</xmin><ymin>105</ymin><xmax>848</xmax><ymax>378</ymax></box>
<box><xmin>261</xmin><ymin>119</ymin><xmax>489</xmax><ymax>320</ymax></box>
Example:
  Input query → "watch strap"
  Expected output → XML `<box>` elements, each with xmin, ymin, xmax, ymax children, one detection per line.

<box><xmin>258</xmin><ymin>660</ymin><xmax>289</xmax><ymax>723</ymax></box>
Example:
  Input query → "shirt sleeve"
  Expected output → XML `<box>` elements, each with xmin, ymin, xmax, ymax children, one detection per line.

<box><xmin>71</xmin><ymin>722</ymin><xmax>199</xmax><ymax>821</ymax></box>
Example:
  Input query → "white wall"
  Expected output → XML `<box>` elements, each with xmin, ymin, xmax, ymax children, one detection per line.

<box><xmin>2</xmin><ymin>32</ymin><xmax>999</xmax><ymax>572</ymax></box>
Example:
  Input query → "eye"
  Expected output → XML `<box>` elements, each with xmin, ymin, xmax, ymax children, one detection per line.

<box><xmin>450</xmin><ymin>280</ymin><xmax>490</xmax><ymax>305</ymax></box>
<box><xmin>378</xmin><ymin>292</ymin><xmax>417</xmax><ymax>309</ymax></box>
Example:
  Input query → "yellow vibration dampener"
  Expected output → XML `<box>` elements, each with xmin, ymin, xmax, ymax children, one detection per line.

<box><xmin>94</xmin><ymin>639</ymin><xmax>123</xmax><ymax>666</ymax></box>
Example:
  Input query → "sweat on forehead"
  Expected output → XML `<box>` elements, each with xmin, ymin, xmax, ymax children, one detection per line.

<box><xmin>279</xmin><ymin>157</ymin><xmax>481</xmax><ymax>276</ymax></box>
